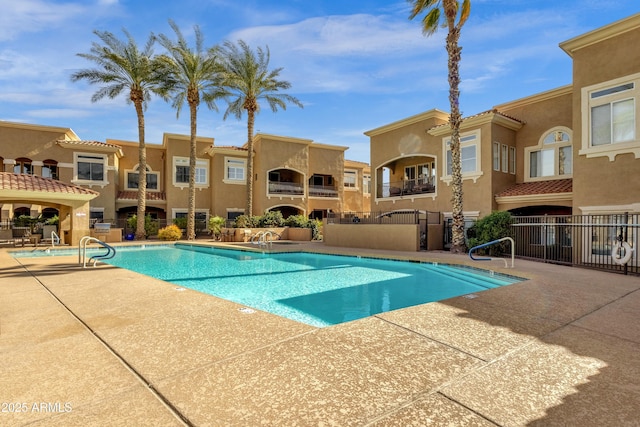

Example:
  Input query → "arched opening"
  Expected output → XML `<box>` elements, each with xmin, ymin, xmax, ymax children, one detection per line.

<box><xmin>41</xmin><ymin>207</ymin><xmax>59</xmax><ymax>219</ymax></box>
<box><xmin>376</xmin><ymin>155</ymin><xmax>436</xmax><ymax>198</ymax></box>
<box><xmin>268</xmin><ymin>168</ymin><xmax>304</xmax><ymax>195</ymax></box>
<box><xmin>13</xmin><ymin>206</ymin><xmax>30</xmax><ymax>218</ymax></box>
<box><xmin>14</xmin><ymin>158</ymin><xmax>33</xmax><ymax>175</ymax></box>
<box><xmin>267</xmin><ymin>205</ymin><xmax>302</xmax><ymax>218</ymax></box>
<box><xmin>42</xmin><ymin>159</ymin><xmax>59</xmax><ymax>180</ymax></box>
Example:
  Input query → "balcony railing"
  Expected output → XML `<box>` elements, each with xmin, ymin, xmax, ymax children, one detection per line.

<box><xmin>268</xmin><ymin>181</ymin><xmax>304</xmax><ymax>195</ymax></box>
<box><xmin>381</xmin><ymin>178</ymin><xmax>435</xmax><ymax>198</ymax></box>
<box><xmin>309</xmin><ymin>184</ymin><xmax>338</xmax><ymax>197</ymax></box>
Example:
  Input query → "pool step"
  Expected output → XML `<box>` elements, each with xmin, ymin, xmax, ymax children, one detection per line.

<box><xmin>420</xmin><ymin>263</ymin><xmax>513</xmax><ymax>290</ymax></box>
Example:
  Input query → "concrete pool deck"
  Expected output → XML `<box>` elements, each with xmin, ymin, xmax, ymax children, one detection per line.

<box><xmin>1</xmin><ymin>241</ymin><xmax>639</xmax><ymax>426</ymax></box>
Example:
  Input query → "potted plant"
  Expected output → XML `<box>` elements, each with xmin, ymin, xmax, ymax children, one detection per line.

<box><xmin>208</xmin><ymin>216</ymin><xmax>226</xmax><ymax>241</ymax></box>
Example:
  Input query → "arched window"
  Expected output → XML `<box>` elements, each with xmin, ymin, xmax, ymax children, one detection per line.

<box><xmin>526</xmin><ymin>127</ymin><xmax>572</xmax><ymax>180</ymax></box>
<box><xmin>14</xmin><ymin>207</ymin><xmax>30</xmax><ymax>217</ymax></box>
<box><xmin>126</xmin><ymin>164</ymin><xmax>159</xmax><ymax>190</ymax></box>
<box><xmin>42</xmin><ymin>159</ymin><xmax>59</xmax><ymax>180</ymax></box>
<box><xmin>14</xmin><ymin>158</ymin><xmax>33</xmax><ymax>175</ymax></box>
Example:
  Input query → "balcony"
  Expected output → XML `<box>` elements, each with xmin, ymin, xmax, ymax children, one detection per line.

<box><xmin>382</xmin><ymin>178</ymin><xmax>435</xmax><ymax>198</ymax></box>
<box><xmin>268</xmin><ymin>181</ymin><xmax>304</xmax><ymax>195</ymax></box>
<box><xmin>309</xmin><ymin>184</ymin><xmax>338</xmax><ymax>198</ymax></box>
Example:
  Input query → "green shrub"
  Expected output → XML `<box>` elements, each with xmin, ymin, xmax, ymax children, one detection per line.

<box><xmin>467</xmin><ymin>211</ymin><xmax>513</xmax><ymax>255</ymax></box>
<box><xmin>284</xmin><ymin>214</ymin><xmax>307</xmax><ymax>228</ymax></box>
<box><xmin>208</xmin><ymin>216</ymin><xmax>225</xmax><ymax>238</ymax></box>
<box><xmin>285</xmin><ymin>215</ymin><xmax>321</xmax><ymax>240</ymax></box>
<box><xmin>45</xmin><ymin>215</ymin><xmax>59</xmax><ymax>225</ymax></box>
<box><xmin>172</xmin><ymin>217</ymin><xmax>188</xmax><ymax>229</ymax></box>
<box><xmin>233</xmin><ymin>215</ymin><xmax>260</xmax><ymax>228</ymax></box>
<box><xmin>127</xmin><ymin>214</ymin><xmax>159</xmax><ymax>237</ymax></box>
<box><xmin>157</xmin><ymin>224</ymin><xmax>182</xmax><ymax>241</ymax></box>
<box><xmin>260</xmin><ymin>211</ymin><xmax>285</xmax><ymax>227</ymax></box>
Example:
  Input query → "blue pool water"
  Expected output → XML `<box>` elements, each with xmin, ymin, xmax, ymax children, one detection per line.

<box><xmin>13</xmin><ymin>244</ymin><xmax>522</xmax><ymax>327</ymax></box>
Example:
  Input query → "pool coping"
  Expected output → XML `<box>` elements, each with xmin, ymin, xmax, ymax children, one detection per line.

<box><xmin>2</xmin><ymin>241</ymin><xmax>640</xmax><ymax>425</ymax></box>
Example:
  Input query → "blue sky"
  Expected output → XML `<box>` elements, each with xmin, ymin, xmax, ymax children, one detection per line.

<box><xmin>0</xmin><ymin>0</ymin><xmax>637</xmax><ymax>163</ymax></box>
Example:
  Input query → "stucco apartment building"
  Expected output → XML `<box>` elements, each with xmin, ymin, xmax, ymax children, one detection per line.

<box><xmin>365</xmin><ymin>13</ymin><xmax>640</xmax><ymax>225</ymax></box>
<box><xmin>0</xmin><ymin>123</ymin><xmax>370</xmax><ymax>231</ymax></box>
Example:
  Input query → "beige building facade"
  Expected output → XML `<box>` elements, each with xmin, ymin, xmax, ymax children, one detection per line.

<box><xmin>0</xmin><ymin>121</ymin><xmax>370</xmax><ymax>234</ymax></box>
<box><xmin>366</xmin><ymin>13</ymin><xmax>640</xmax><ymax>222</ymax></box>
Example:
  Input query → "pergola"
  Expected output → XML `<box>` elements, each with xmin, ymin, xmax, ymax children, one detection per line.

<box><xmin>0</xmin><ymin>172</ymin><xmax>98</xmax><ymax>246</ymax></box>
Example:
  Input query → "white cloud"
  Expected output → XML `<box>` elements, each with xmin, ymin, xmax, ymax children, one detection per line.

<box><xmin>0</xmin><ymin>0</ymin><xmax>86</xmax><ymax>41</ymax></box>
<box><xmin>27</xmin><ymin>108</ymin><xmax>93</xmax><ymax>119</ymax></box>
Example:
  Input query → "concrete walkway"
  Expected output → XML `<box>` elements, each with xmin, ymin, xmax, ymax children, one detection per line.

<box><xmin>1</xmin><ymin>242</ymin><xmax>639</xmax><ymax>426</ymax></box>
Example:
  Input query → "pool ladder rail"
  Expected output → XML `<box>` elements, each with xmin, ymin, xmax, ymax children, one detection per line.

<box><xmin>469</xmin><ymin>237</ymin><xmax>515</xmax><ymax>268</ymax></box>
<box><xmin>79</xmin><ymin>236</ymin><xmax>117</xmax><ymax>268</ymax></box>
<box><xmin>250</xmin><ymin>230</ymin><xmax>280</xmax><ymax>248</ymax></box>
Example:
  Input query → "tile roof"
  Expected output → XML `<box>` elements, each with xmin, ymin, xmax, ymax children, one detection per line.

<box><xmin>0</xmin><ymin>172</ymin><xmax>99</xmax><ymax>195</ymax></box>
<box><xmin>429</xmin><ymin>109</ymin><xmax>524</xmax><ymax>131</ymax></box>
<box><xmin>117</xmin><ymin>191</ymin><xmax>167</xmax><ymax>201</ymax></box>
<box><xmin>56</xmin><ymin>140</ymin><xmax>123</xmax><ymax>150</ymax></box>
<box><xmin>210</xmin><ymin>145</ymin><xmax>247</xmax><ymax>151</ymax></box>
<box><xmin>496</xmin><ymin>179</ymin><xmax>573</xmax><ymax>197</ymax></box>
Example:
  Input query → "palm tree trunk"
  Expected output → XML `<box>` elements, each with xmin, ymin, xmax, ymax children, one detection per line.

<box><xmin>134</xmin><ymin>99</ymin><xmax>147</xmax><ymax>241</ymax></box>
<box><xmin>187</xmin><ymin>100</ymin><xmax>198</xmax><ymax>241</ymax></box>
<box><xmin>246</xmin><ymin>110</ymin><xmax>255</xmax><ymax>217</ymax></box>
<box><xmin>446</xmin><ymin>7</ymin><xmax>466</xmax><ymax>253</ymax></box>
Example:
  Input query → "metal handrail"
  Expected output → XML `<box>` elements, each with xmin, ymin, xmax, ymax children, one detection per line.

<box><xmin>79</xmin><ymin>236</ymin><xmax>116</xmax><ymax>268</ymax></box>
<box><xmin>251</xmin><ymin>230</ymin><xmax>279</xmax><ymax>248</ymax></box>
<box><xmin>50</xmin><ymin>230</ymin><xmax>60</xmax><ymax>247</ymax></box>
<box><xmin>469</xmin><ymin>237</ymin><xmax>515</xmax><ymax>268</ymax></box>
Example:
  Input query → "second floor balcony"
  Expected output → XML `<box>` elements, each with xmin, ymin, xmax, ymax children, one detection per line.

<box><xmin>381</xmin><ymin>177</ymin><xmax>436</xmax><ymax>198</ymax></box>
<box><xmin>309</xmin><ymin>184</ymin><xmax>338</xmax><ymax>197</ymax></box>
<box><xmin>268</xmin><ymin>180</ymin><xmax>304</xmax><ymax>195</ymax></box>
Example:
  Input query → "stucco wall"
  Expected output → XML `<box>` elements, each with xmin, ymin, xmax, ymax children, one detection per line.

<box><xmin>570</xmin><ymin>27</ymin><xmax>640</xmax><ymax>212</ymax></box>
<box><xmin>323</xmin><ymin>223</ymin><xmax>419</xmax><ymax>251</ymax></box>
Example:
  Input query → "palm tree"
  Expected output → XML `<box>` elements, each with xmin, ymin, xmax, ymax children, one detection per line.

<box><xmin>71</xmin><ymin>29</ymin><xmax>161</xmax><ymax>240</ymax></box>
<box><xmin>217</xmin><ymin>40</ymin><xmax>303</xmax><ymax>216</ymax></box>
<box><xmin>409</xmin><ymin>0</ymin><xmax>471</xmax><ymax>253</ymax></box>
<box><xmin>156</xmin><ymin>20</ymin><xmax>225</xmax><ymax>240</ymax></box>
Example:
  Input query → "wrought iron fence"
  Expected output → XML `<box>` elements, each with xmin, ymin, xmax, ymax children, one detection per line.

<box><xmin>510</xmin><ymin>214</ymin><xmax>639</xmax><ymax>275</ymax></box>
<box><xmin>327</xmin><ymin>210</ymin><xmax>440</xmax><ymax>225</ymax></box>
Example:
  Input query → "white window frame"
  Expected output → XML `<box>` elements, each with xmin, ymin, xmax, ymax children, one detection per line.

<box><xmin>492</xmin><ymin>142</ymin><xmax>500</xmax><ymax>171</ymax></box>
<box><xmin>223</xmin><ymin>157</ymin><xmax>247</xmax><ymax>184</ymax></box>
<box><xmin>442</xmin><ymin>130</ymin><xmax>482</xmax><ymax>183</ymax></box>
<box><xmin>501</xmin><ymin>144</ymin><xmax>509</xmax><ymax>173</ymax></box>
<box><xmin>171</xmin><ymin>208</ymin><xmax>209</xmax><ymax>222</ymax></box>
<box><xmin>125</xmin><ymin>165</ymin><xmax>159</xmax><ymax>191</ymax></box>
<box><xmin>344</xmin><ymin>169</ymin><xmax>357</xmax><ymax>190</ymax></box>
<box><xmin>580</xmin><ymin>73</ymin><xmax>640</xmax><ymax>161</ymax></box>
<box><xmin>172</xmin><ymin>157</ymin><xmax>209</xmax><ymax>188</ymax></box>
<box><xmin>226</xmin><ymin>208</ymin><xmax>245</xmax><ymax>221</ymax></box>
<box><xmin>509</xmin><ymin>146</ymin><xmax>516</xmax><ymax>175</ymax></box>
<box><xmin>73</xmin><ymin>152</ymin><xmax>108</xmax><ymax>186</ymax></box>
<box><xmin>363</xmin><ymin>174</ymin><xmax>371</xmax><ymax>195</ymax></box>
<box><xmin>525</xmin><ymin>127</ymin><xmax>573</xmax><ymax>181</ymax></box>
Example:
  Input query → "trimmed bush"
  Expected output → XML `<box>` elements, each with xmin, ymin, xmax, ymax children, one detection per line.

<box><xmin>467</xmin><ymin>211</ymin><xmax>513</xmax><ymax>255</ymax></box>
<box><xmin>127</xmin><ymin>214</ymin><xmax>159</xmax><ymax>237</ymax></box>
<box><xmin>285</xmin><ymin>214</ymin><xmax>321</xmax><ymax>240</ymax></box>
<box><xmin>233</xmin><ymin>214</ymin><xmax>260</xmax><ymax>228</ymax></box>
<box><xmin>260</xmin><ymin>211</ymin><xmax>285</xmax><ymax>227</ymax></box>
<box><xmin>157</xmin><ymin>224</ymin><xmax>182</xmax><ymax>241</ymax></box>
<box><xmin>172</xmin><ymin>217</ymin><xmax>188</xmax><ymax>229</ymax></box>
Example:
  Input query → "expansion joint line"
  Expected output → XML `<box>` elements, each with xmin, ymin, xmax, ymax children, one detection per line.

<box><xmin>16</xmin><ymin>260</ymin><xmax>194</xmax><ymax>427</ymax></box>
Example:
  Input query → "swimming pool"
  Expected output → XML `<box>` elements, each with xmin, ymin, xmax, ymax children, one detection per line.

<box><xmin>13</xmin><ymin>244</ymin><xmax>522</xmax><ymax>327</ymax></box>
